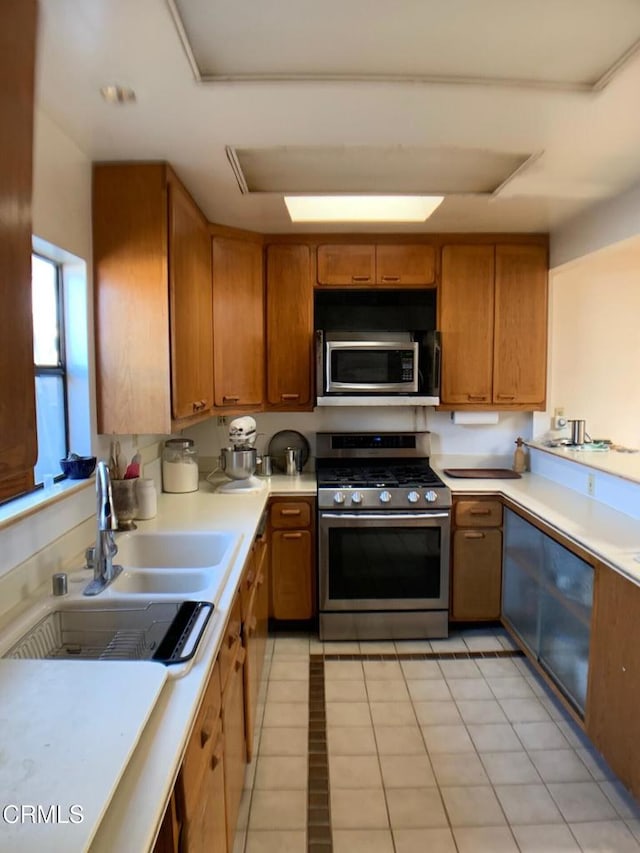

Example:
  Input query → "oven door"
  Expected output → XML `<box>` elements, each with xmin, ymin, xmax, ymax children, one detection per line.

<box><xmin>319</xmin><ymin>510</ymin><xmax>450</xmax><ymax>612</ymax></box>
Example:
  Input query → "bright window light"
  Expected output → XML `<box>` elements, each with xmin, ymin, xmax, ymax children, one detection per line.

<box><xmin>284</xmin><ymin>195</ymin><xmax>444</xmax><ymax>222</ymax></box>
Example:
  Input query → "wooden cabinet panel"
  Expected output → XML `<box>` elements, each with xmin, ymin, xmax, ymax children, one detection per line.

<box><xmin>219</xmin><ymin>594</ymin><xmax>242</xmax><ymax>692</ymax></box>
<box><xmin>94</xmin><ymin>163</ymin><xmax>214</xmax><ymax>434</ymax></box>
<box><xmin>493</xmin><ymin>244</ymin><xmax>548</xmax><ymax>406</ymax></box>
<box><xmin>168</xmin><ymin>179</ymin><xmax>214</xmax><ymax>419</ymax></box>
<box><xmin>440</xmin><ymin>245</ymin><xmax>495</xmax><ymax>405</ymax></box>
<box><xmin>223</xmin><ymin>646</ymin><xmax>246</xmax><ymax>853</ymax></box>
<box><xmin>455</xmin><ymin>499</ymin><xmax>503</xmax><ymax>528</ymax></box>
<box><xmin>452</xmin><ymin>528</ymin><xmax>502</xmax><ymax>620</ymax></box>
<box><xmin>271</xmin><ymin>501</ymin><xmax>312</xmax><ymax>529</ymax></box>
<box><xmin>586</xmin><ymin>564</ymin><xmax>640</xmax><ymax>799</ymax></box>
<box><xmin>153</xmin><ymin>792</ymin><xmax>181</xmax><ymax>853</ymax></box>
<box><xmin>212</xmin><ymin>237</ymin><xmax>264</xmax><ymax>408</ymax></box>
<box><xmin>272</xmin><ymin>529</ymin><xmax>313</xmax><ymax>620</ymax></box>
<box><xmin>266</xmin><ymin>244</ymin><xmax>313</xmax><ymax>408</ymax></box>
<box><xmin>376</xmin><ymin>244</ymin><xmax>435</xmax><ymax>285</ymax></box>
<box><xmin>0</xmin><ymin>0</ymin><xmax>37</xmax><ymax>497</ymax></box>
<box><xmin>317</xmin><ymin>244</ymin><xmax>375</xmax><ymax>285</ymax></box>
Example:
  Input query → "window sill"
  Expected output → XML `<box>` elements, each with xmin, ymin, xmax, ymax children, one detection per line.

<box><xmin>0</xmin><ymin>477</ymin><xmax>94</xmax><ymax>532</ymax></box>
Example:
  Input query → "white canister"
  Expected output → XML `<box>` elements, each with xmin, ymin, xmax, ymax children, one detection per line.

<box><xmin>162</xmin><ymin>438</ymin><xmax>199</xmax><ymax>493</ymax></box>
<box><xmin>135</xmin><ymin>478</ymin><xmax>157</xmax><ymax>519</ymax></box>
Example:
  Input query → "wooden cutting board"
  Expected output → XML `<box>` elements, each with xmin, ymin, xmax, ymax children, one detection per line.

<box><xmin>0</xmin><ymin>659</ymin><xmax>167</xmax><ymax>852</ymax></box>
<box><xmin>443</xmin><ymin>468</ymin><xmax>522</xmax><ymax>479</ymax></box>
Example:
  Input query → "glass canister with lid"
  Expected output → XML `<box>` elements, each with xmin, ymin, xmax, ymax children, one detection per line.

<box><xmin>162</xmin><ymin>438</ymin><xmax>199</xmax><ymax>493</ymax></box>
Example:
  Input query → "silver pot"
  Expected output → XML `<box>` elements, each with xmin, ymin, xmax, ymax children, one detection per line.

<box><xmin>220</xmin><ymin>447</ymin><xmax>257</xmax><ymax>480</ymax></box>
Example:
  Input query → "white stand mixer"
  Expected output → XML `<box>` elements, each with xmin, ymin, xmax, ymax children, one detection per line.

<box><xmin>217</xmin><ymin>416</ymin><xmax>265</xmax><ymax>493</ymax></box>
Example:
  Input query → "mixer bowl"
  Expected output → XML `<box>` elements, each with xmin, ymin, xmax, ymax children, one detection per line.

<box><xmin>220</xmin><ymin>447</ymin><xmax>257</xmax><ymax>480</ymax></box>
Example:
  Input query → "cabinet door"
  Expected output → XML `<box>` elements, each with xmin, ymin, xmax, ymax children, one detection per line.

<box><xmin>440</xmin><ymin>245</ymin><xmax>495</xmax><ymax>405</ymax></box>
<box><xmin>502</xmin><ymin>509</ymin><xmax>543</xmax><ymax>654</ymax></box>
<box><xmin>0</xmin><ymin>0</ymin><xmax>37</xmax><ymax>499</ymax></box>
<box><xmin>317</xmin><ymin>244</ymin><xmax>375</xmax><ymax>285</ymax></box>
<box><xmin>213</xmin><ymin>237</ymin><xmax>264</xmax><ymax>407</ymax></box>
<box><xmin>223</xmin><ymin>649</ymin><xmax>247</xmax><ymax>853</ymax></box>
<box><xmin>243</xmin><ymin>586</ymin><xmax>259</xmax><ymax>761</ymax></box>
<box><xmin>376</xmin><ymin>244</ymin><xmax>435</xmax><ymax>286</ymax></box>
<box><xmin>266</xmin><ymin>245</ymin><xmax>313</xmax><ymax>407</ymax></box>
<box><xmin>493</xmin><ymin>244</ymin><xmax>547</xmax><ymax>406</ymax></box>
<box><xmin>168</xmin><ymin>179</ymin><xmax>214</xmax><ymax>420</ymax></box>
<box><xmin>452</xmin><ymin>528</ymin><xmax>502</xmax><ymax>620</ymax></box>
<box><xmin>272</xmin><ymin>530</ymin><xmax>313</xmax><ymax>619</ymax></box>
<box><xmin>587</xmin><ymin>564</ymin><xmax>640</xmax><ymax>799</ymax></box>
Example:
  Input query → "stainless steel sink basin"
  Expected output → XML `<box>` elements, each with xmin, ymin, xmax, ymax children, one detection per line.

<box><xmin>115</xmin><ymin>530</ymin><xmax>238</xmax><ymax>569</ymax></box>
<box><xmin>113</xmin><ymin>569</ymin><xmax>212</xmax><ymax>595</ymax></box>
<box><xmin>4</xmin><ymin>600</ymin><xmax>213</xmax><ymax>665</ymax></box>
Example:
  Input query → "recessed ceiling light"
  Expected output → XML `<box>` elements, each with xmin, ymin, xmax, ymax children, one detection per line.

<box><xmin>100</xmin><ymin>84</ymin><xmax>136</xmax><ymax>104</ymax></box>
<box><xmin>284</xmin><ymin>195</ymin><xmax>444</xmax><ymax>223</ymax></box>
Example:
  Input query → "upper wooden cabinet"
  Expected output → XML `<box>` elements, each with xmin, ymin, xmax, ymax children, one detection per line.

<box><xmin>0</xmin><ymin>0</ymin><xmax>38</xmax><ymax>500</ymax></box>
<box><xmin>266</xmin><ymin>244</ymin><xmax>313</xmax><ymax>409</ymax></box>
<box><xmin>317</xmin><ymin>243</ymin><xmax>435</xmax><ymax>287</ymax></box>
<box><xmin>440</xmin><ymin>243</ymin><xmax>547</xmax><ymax>409</ymax></box>
<box><xmin>93</xmin><ymin>163</ymin><xmax>214</xmax><ymax>434</ymax></box>
<box><xmin>212</xmin><ymin>237</ymin><xmax>264</xmax><ymax>409</ymax></box>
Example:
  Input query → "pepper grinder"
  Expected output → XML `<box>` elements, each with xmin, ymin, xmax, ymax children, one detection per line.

<box><xmin>513</xmin><ymin>437</ymin><xmax>527</xmax><ymax>473</ymax></box>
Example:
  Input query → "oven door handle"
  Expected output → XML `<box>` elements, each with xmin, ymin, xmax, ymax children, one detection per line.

<box><xmin>319</xmin><ymin>512</ymin><xmax>450</xmax><ymax>520</ymax></box>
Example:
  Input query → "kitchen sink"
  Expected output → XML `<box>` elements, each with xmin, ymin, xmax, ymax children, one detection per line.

<box><xmin>113</xmin><ymin>569</ymin><xmax>213</xmax><ymax>595</ymax></box>
<box><xmin>4</xmin><ymin>600</ymin><xmax>213</xmax><ymax>666</ymax></box>
<box><xmin>115</xmin><ymin>530</ymin><xmax>239</xmax><ymax>569</ymax></box>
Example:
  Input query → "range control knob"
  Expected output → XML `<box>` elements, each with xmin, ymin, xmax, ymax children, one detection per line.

<box><xmin>333</xmin><ymin>491</ymin><xmax>346</xmax><ymax>505</ymax></box>
<box><xmin>351</xmin><ymin>491</ymin><xmax>363</xmax><ymax>505</ymax></box>
<box><xmin>379</xmin><ymin>490</ymin><xmax>392</xmax><ymax>504</ymax></box>
<box><xmin>407</xmin><ymin>490</ymin><xmax>420</xmax><ymax>504</ymax></box>
<box><xmin>424</xmin><ymin>490</ymin><xmax>438</xmax><ymax>503</ymax></box>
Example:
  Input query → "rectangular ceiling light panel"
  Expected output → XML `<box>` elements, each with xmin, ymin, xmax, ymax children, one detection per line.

<box><xmin>284</xmin><ymin>195</ymin><xmax>444</xmax><ymax>222</ymax></box>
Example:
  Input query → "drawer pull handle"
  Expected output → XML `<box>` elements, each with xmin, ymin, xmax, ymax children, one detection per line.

<box><xmin>470</xmin><ymin>509</ymin><xmax>491</xmax><ymax>516</ymax></box>
<box><xmin>227</xmin><ymin>620</ymin><xmax>241</xmax><ymax>647</ymax></box>
<box><xmin>497</xmin><ymin>394</ymin><xmax>516</xmax><ymax>400</ymax></box>
<box><xmin>381</xmin><ymin>275</ymin><xmax>400</xmax><ymax>282</ymax></box>
<box><xmin>200</xmin><ymin>725</ymin><xmax>213</xmax><ymax>748</ymax></box>
<box><xmin>222</xmin><ymin>395</ymin><xmax>240</xmax><ymax>403</ymax></box>
<box><xmin>283</xmin><ymin>532</ymin><xmax>303</xmax><ymax>540</ymax></box>
<box><xmin>463</xmin><ymin>531</ymin><xmax>486</xmax><ymax>539</ymax></box>
<box><xmin>249</xmin><ymin>616</ymin><xmax>257</xmax><ymax>635</ymax></box>
<box><xmin>467</xmin><ymin>394</ymin><xmax>488</xmax><ymax>401</ymax></box>
<box><xmin>192</xmin><ymin>400</ymin><xmax>207</xmax><ymax>412</ymax></box>
<box><xmin>235</xmin><ymin>647</ymin><xmax>247</xmax><ymax>669</ymax></box>
<box><xmin>246</xmin><ymin>570</ymin><xmax>256</xmax><ymax>588</ymax></box>
<box><xmin>256</xmin><ymin>572</ymin><xmax>265</xmax><ymax>587</ymax></box>
<box><xmin>351</xmin><ymin>275</ymin><xmax>371</xmax><ymax>282</ymax></box>
<box><xmin>280</xmin><ymin>509</ymin><xmax>302</xmax><ymax>516</ymax></box>
<box><xmin>281</xmin><ymin>394</ymin><xmax>300</xmax><ymax>401</ymax></box>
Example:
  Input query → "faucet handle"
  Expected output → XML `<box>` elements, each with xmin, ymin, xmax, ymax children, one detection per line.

<box><xmin>85</xmin><ymin>546</ymin><xmax>96</xmax><ymax>570</ymax></box>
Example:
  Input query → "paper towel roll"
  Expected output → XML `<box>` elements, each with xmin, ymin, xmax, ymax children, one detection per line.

<box><xmin>451</xmin><ymin>411</ymin><xmax>500</xmax><ymax>425</ymax></box>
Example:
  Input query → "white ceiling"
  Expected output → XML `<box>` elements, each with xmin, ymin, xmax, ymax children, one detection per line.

<box><xmin>35</xmin><ymin>0</ymin><xmax>640</xmax><ymax>234</ymax></box>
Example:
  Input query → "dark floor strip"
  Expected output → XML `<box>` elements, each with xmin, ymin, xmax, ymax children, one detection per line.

<box><xmin>308</xmin><ymin>655</ymin><xmax>331</xmax><ymax>853</ymax></box>
<box><xmin>322</xmin><ymin>649</ymin><xmax>525</xmax><ymax>661</ymax></box>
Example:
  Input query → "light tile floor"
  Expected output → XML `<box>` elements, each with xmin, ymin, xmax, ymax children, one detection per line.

<box><xmin>234</xmin><ymin>627</ymin><xmax>640</xmax><ymax>853</ymax></box>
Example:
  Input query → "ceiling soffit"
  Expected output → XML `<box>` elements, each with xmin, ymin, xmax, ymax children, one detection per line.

<box><xmin>168</xmin><ymin>0</ymin><xmax>640</xmax><ymax>92</ymax></box>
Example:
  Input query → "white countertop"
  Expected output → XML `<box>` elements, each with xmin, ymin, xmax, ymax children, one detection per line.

<box><xmin>3</xmin><ymin>467</ymin><xmax>639</xmax><ymax>852</ymax></box>
<box><xmin>526</xmin><ymin>440</ymin><xmax>640</xmax><ymax>485</ymax></box>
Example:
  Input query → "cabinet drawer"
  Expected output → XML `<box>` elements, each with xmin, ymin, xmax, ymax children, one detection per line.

<box><xmin>455</xmin><ymin>499</ymin><xmax>502</xmax><ymax>527</ymax></box>
<box><xmin>270</xmin><ymin>501</ymin><xmax>311</xmax><ymax>528</ymax></box>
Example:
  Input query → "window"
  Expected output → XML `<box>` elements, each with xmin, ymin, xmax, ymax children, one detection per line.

<box><xmin>32</xmin><ymin>254</ymin><xmax>69</xmax><ymax>486</ymax></box>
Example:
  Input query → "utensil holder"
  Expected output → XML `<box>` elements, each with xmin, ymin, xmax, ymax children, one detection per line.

<box><xmin>111</xmin><ymin>479</ymin><xmax>138</xmax><ymax>530</ymax></box>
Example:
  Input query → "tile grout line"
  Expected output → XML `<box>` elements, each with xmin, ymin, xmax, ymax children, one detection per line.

<box><xmin>308</xmin><ymin>654</ymin><xmax>332</xmax><ymax>852</ymax></box>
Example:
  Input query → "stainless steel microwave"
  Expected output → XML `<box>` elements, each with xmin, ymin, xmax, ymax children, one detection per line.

<box><xmin>315</xmin><ymin>330</ymin><xmax>441</xmax><ymax>406</ymax></box>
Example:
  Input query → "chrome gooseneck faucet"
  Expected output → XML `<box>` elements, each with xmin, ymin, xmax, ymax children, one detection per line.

<box><xmin>84</xmin><ymin>460</ymin><xmax>122</xmax><ymax>595</ymax></box>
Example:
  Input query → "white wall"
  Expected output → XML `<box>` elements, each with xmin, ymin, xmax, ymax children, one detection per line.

<box><xmin>186</xmin><ymin>408</ymin><xmax>533</xmax><ymax>469</ymax></box>
<box><xmin>542</xmin><ymin>237</ymin><xmax>640</xmax><ymax>449</ymax></box>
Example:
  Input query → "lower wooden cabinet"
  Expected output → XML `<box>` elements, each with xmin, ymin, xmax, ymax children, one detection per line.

<box><xmin>243</xmin><ymin>524</ymin><xmax>269</xmax><ymax>760</ymax></box>
<box><xmin>269</xmin><ymin>498</ymin><xmax>315</xmax><ymax>620</ymax></box>
<box><xmin>222</xmin><ymin>641</ymin><xmax>246</xmax><ymax>853</ymax></box>
<box><xmin>586</xmin><ymin>563</ymin><xmax>640</xmax><ymax>799</ymax></box>
<box><xmin>451</xmin><ymin>498</ymin><xmax>503</xmax><ymax>621</ymax></box>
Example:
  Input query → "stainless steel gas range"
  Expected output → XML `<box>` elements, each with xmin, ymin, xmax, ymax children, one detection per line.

<box><xmin>316</xmin><ymin>432</ymin><xmax>451</xmax><ymax>641</ymax></box>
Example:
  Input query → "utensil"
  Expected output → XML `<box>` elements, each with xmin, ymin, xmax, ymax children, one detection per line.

<box><xmin>267</xmin><ymin>430</ymin><xmax>310</xmax><ymax>473</ymax></box>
